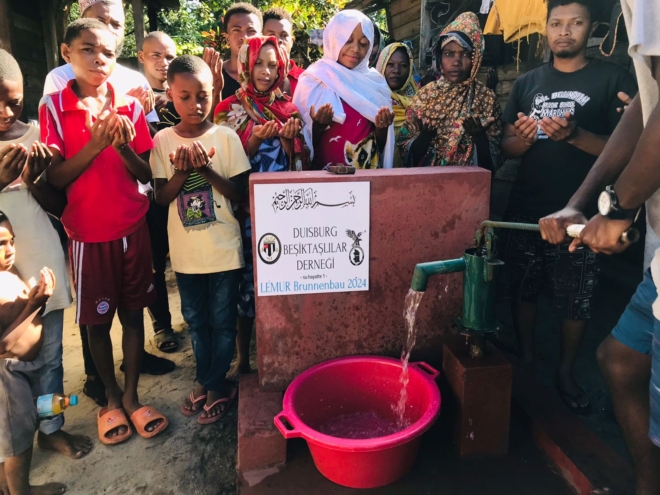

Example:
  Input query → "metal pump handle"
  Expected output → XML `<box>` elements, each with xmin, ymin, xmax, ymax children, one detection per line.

<box><xmin>479</xmin><ymin>221</ymin><xmax>639</xmax><ymax>244</ymax></box>
<box><xmin>566</xmin><ymin>224</ymin><xmax>640</xmax><ymax>244</ymax></box>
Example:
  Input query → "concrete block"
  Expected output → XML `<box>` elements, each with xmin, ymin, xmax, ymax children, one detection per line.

<box><xmin>237</xmin><ymin>374</ymin><xmax>286</xmax><ymax>473</ymax></box>
<box><xmin>442</xmin><ymin>340</ymin><xmax>512</xmax><ymax>457</ymax></box>
<box><xmin>251</xmin><ymin>168</ymin><xmax>491</xmax><ymax>391</ymax></box>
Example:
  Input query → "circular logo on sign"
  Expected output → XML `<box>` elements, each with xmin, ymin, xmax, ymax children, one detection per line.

<box><xmin>96</xmin><ymin>300</ymin><xmax>110</xmax><ymax>315</ymax></box>
<box><xmin>258</xmin><ymin>233</ymin><xmax>282</xmax><ymax>265</ymax></box>
<box><xmin>350</xmin><ymin>246</ymin><xmax>365</xmax><ymax>266</ymax></box>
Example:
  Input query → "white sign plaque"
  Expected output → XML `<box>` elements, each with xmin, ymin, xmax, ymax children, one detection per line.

<box><xmin>253</xmin><ymin>181</ymin><xmax>370</xmax><ymax>296</ymax></box>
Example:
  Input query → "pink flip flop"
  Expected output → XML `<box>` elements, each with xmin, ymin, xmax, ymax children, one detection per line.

<box><xmin>197</xmin><ymin>387</ymin><xmax>238</xmax><ymax>425</ymax></box>
<box><xmin>180</xmin><ymin>392</ymin><xmax>207</xmax><ymax>417</ymax></box>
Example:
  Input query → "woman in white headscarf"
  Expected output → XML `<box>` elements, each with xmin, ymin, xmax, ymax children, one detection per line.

<box><xmin>293</xmin><ymin>10</ymin><xmax>395</xmax><ymax>169</ymax></box>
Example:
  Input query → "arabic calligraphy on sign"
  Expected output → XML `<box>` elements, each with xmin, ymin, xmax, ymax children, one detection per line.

<box><xmin>271</xmin><ymin>188</ymin><xmax>357</xmax><ymax>213</ymax></box>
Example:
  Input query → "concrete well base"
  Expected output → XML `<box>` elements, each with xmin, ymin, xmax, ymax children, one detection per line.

<box><xmin>251</xmin><ymin>168</ymin><xmax>492</xmax><ymax>391</ymax></box>
<box><xmin>442</xmin><ymin>339</ymin><xmax>513</xmax><ymax>457</ymax></box>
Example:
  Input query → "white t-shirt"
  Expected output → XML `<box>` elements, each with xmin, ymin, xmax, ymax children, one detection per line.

<box><xmin>43</xmin><ymin>63</ymin><xmax>159</xmax><ymax>123</ymax></box>
<box><xmin>150</xmin><ymin>125</ymin><xmax>251</xmax><ymax>275</ymax></box>
<box><xmin>0</xmin><ymin>125</ymin><xmax>73</xmax><ymax>314</ymax></box>
<box><xmin>621</xmin><ymin>0</ymin><xmax>660</xmax><ymax>317</ymax></box>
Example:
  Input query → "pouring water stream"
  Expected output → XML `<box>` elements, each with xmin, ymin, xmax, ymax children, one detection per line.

<box><xmin>394</xmin><ymin>289</ymin><xmax>425</xmax><ymax>427</ymax></box>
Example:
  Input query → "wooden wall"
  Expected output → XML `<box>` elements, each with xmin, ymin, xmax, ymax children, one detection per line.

<box><xmin>389</xmin><ymin>0</ymin><xmax>421</xmax><ymax>53</ymax></box>
<box><xmin>1</xmin><ymin>0</ymin><xmax>56</xmax><ymax>121</ymax></box>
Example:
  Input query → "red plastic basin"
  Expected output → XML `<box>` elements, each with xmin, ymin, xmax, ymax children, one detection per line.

<box><xmin>274</xmin><ymin>356</ymin><xmax>441</xmax><ymax>488</ymax></box>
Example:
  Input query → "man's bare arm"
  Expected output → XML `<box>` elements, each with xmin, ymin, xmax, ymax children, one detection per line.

<box><xmin>567</xmin><ymin>94</ymin><xmax>645</xmax><ymax>211</ymax></box>
<box><xmin>539</xmin><ymin>94</ymin><xmax>645</xmax><ymax>245</ymax></box>
<box><xmin>614</xmin><ymin>58</ymin><xmax>660</xmax><ymax>209</ymax></box>
<box><xmin>570</xmin><ymin>57</ymin><xmax>660</xmax><ymax>254</ymax></box>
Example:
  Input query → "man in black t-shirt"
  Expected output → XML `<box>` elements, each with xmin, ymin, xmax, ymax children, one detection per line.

<box><xmin>500</xmin><ymin>0</ymin><xmax>637</xmax><ymax>414</ymax></box>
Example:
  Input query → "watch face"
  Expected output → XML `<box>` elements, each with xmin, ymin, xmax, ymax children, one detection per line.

<box><xmin>598</xmin><ymin>190</ymin><xmax>612</xmax><ymax>216</ymax></box>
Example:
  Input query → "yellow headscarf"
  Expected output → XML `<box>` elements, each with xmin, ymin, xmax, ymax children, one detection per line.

<box><xmin>376</xmin><ymin>43</ymin><xmax>418</xmax><ymax>131</ymax></box>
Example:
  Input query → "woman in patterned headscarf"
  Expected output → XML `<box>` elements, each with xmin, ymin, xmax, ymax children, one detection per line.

<box><xmin>376</xmin><ymin>42</ymin><xmax>418</xmax><ymax>166</ymax></box>
<box><xmin>214</xmin><ymin>36</ymin><xmax>309</xmax><ymax>378</ymax></box>
<box><xmin>214</xmin><ymin>36</ymin><xmax>308</xmax><ymax>173</ymax></box>
<box><xmin>398</xmin><ymin>12</ymin><xmax>502</xmax><ymax>169</ymax></box>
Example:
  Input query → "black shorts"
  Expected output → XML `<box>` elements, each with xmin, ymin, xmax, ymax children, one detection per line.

<box><xmin>499</xmin><ymin>214</ymin><xmax>600</xmax><ymax>320</ymax></box>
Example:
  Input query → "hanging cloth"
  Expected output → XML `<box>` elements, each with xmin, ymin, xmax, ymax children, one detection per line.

<box><xmin>484</xmin><ymin>0</ymin><xmax>547</xmax><ymax>43</ymax></box>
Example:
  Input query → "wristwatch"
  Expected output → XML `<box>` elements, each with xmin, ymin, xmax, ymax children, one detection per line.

<box><xmin>598</xmin><ymin>186</ymin><xmax>640</xmax><ymax>220</ymax></box>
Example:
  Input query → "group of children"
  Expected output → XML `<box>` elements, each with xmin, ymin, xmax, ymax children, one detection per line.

<box><xmin>0</xmin><ymin>0</ymin><xmax>541</xmax><ymax>493</ymax></box>
<box><xmin>0</xmin><ymin>1</ymin><xmax>323</xmax><ymax>492</ymax></box>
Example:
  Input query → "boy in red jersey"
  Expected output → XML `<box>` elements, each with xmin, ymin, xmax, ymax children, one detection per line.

<box><xmin>40</xmin><ymin>18</ymin><xmax>168</xmax><ymax>444</ymax></box>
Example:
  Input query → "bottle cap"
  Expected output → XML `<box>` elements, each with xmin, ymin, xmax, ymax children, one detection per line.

<box><xmin>70</xmin><ymin>395</ymin><xmax>79</xmax><ymax>407</ymax></box>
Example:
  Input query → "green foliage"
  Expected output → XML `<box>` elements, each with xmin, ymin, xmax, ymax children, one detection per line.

<box><xmin>70</xmin><ymin>0</ymin><xmax>347</xmax><ymax>63</ymax></box>
<box><xmin>199</xmin><ymin>0</ymin><xmax>347</xmax><ymax>64</ymax></box>
<box><xmin>260</xmin><ymin>0</ymin><xmax>347</xmax><ymax>66</ymax></box>
<box><xmin>368</xmin><ymin>9</ymin><xmax>388</xmax><ymax>39</ymax></box>
<box><xmin>122</xmin><ymin>5</ymin><xmax>137</xmax><ymax>58</ymax></box>
<box><xmin>158</xmin><ymin>1</ymin><xmax>230</xmax><ymax>56</ymax></box>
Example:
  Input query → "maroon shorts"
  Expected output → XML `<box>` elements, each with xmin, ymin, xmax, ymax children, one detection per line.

<box><xmin>69</xmin><ymin>220</ymin><xmax>156</xmax><ymax>326</ymax></box>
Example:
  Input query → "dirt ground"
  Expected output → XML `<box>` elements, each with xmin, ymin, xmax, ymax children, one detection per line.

<box><xmin>30</xmin><ymin>266</ymin><xmax>247</xmax><ymax>495</ymax></box>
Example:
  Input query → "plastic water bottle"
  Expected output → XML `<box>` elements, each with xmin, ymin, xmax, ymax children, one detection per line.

<box><xmin>35</xmin><ymin>393</ymin><xmax>79</xmax><ymax>419</ymax></box>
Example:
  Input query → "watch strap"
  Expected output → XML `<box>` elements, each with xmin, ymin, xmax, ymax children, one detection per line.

<box><xmin>605</xmin><ymin>186</ymin><xmax>640</xmax><ymax>220</ymax></box>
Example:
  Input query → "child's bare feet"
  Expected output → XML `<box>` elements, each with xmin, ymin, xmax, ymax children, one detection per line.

<box><xmin>38</xmin><ymin>430</ymin><xmax>92</xmax><ymax>459</ymax></box>
<box><xmin>0</xmin><ymin>466</ymin><xmax>66</xmax><ymax>495</ymax></box>
<box><xmin>30</xmin><ymin>482</ymin><xmax>66</xmax><ymax>495</ymax></box>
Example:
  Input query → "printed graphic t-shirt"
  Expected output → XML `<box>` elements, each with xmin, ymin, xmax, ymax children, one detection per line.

<box><xmin>150</xmin><ymin>125</ymin><xmax>251</xmax><ymax>275</ymax></box>
<box><xmin>503</xmin><ymin>58</ymin><xmax>637</xmax><ymax>218</ymax></box>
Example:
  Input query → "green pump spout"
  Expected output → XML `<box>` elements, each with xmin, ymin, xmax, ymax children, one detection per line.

<box><xmin>411</xmin><ymin>258</ymin><xmax>466</xmax><ymax>292</ymax></box>
<box><xmin>410</xmin><ymin>248</ymin><xmax>503</xmax><ymax>341</ymax></box>
<box><xmin>409</xmin><ymin>220</ymin><xmax>551</xmax><ymax>354</ymax></box>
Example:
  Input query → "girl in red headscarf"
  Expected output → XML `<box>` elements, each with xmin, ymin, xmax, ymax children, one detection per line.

<box><xmin>213</xmin><ymin>36</ymin><xmax>308</xmax><ymax>380</ymax></box>
<box><xmin>214</xmin><ymin>36</ymin><xmax>309</xmax><ymax>173</ymax></box>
